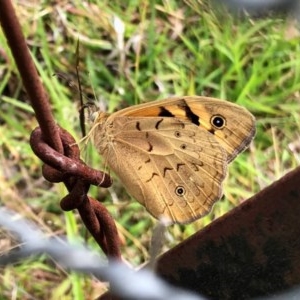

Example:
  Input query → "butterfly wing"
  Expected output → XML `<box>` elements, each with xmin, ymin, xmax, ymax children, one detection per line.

<box><xmin>115</xmin><ymin>96</ymin><xmax>256</xmax><ymax>162</ymax></box>
<box><xmin>97</xmin><ymin>115</ymin><xmax>227</xmax><ymax>224</ymax></box>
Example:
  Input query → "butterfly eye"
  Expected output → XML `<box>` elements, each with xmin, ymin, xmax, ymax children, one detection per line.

<box><xmin>211</xmin><ymin>115</ymin><xmax>226</xmax><ymax>129</ymax></box>
<box><xmin>174</xmin><ymin>131</ymin><xmax>181</xmax><ymax>138</ymax></box>
<box><xmin>175</xmin><ymin>186</ymin><xmax>186</xmax><ymax>197</ymax></box>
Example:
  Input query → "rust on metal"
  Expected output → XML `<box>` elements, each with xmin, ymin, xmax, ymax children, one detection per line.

<box><xmin>30</xmin><ymin>127</ymin><xmax>111</xmax><ymax>187</ymax></box>
<box><xmin>155</xmin><ymin>166</ymin><xmax>300</xmax><ymax>299</ymax></box>
<box><xmin>100</xmin><ymin>166</ymin><xmax>300</xmax><ymax>299</ymax></box>
<box><xmin>0</xmin><ymin>1</ymin><xmax>121</xmax><ymax>260</ymax></box>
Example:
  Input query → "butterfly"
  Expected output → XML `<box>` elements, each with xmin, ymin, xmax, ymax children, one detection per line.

<box><xmin>90</xmin><ymin>96</ymin><xmax>255</xmax><ymax>224</ymax></box>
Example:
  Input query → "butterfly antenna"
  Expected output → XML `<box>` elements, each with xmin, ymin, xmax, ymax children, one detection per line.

<box><xmin>75</xmin><ymin>38</ymin><xmax>87</xmax><ymax>138</ymax></box>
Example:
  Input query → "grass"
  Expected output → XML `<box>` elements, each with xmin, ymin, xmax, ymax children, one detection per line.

<box><xmin>1</xmin><ymin>0</ymin><xmax>300</xmax><ymax>299</ymax></box>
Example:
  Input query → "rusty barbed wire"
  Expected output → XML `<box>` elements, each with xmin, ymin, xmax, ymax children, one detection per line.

<box><xmin>30</xmin><ymin>126</ymin><xmax>120</xmax><ymax>257</ymax></box>
<box><xmin>0</xmin><ymin>1</ymin><xmax>121</xmax><ymax>259</ymax></box>
<box><xmin>30</xmin><ymin>127</ymin><xmax>111</xmax><ymax>187</ymax></box>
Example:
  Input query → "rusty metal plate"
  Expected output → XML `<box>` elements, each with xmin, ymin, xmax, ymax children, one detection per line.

<box><xmin>156</xmin><ymin>166</ymin><xmax>300</xmax><ymax>299</ymax></box>
<box><xmin>100</xmin><ymin>166</ymin><xmax>300</xmax><ymax>299</ymax></box>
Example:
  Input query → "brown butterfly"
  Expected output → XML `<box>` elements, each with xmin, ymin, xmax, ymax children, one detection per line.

<box><xmin>90</xmin><ymin>96</ymin><xmax>255</xmax><ymax>224</ymax></box>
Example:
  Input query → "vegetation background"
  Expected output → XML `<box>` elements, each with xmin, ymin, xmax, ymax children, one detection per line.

<box><xmin>1</xmin><ymin>0</ymin><xmax>300</xmax><ymax>299</ymax></box>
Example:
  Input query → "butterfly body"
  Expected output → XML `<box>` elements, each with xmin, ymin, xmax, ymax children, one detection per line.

<box><xmin>91</xmin><ymin>96</ymin><xmax>255</xmax><ymax>224</ymax></box>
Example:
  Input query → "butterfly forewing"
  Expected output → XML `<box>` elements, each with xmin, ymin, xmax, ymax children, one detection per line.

<box><xmin>115</xmin><ymin>96</ymin><xmax>256</xmax><ymax>163</ymax></box>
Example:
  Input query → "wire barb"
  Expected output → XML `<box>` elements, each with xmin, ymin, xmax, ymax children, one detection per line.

<box><xmin>0</xmin><ymin>0</ymin><xmax>120</xmax><ymax>260</ymax></box>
